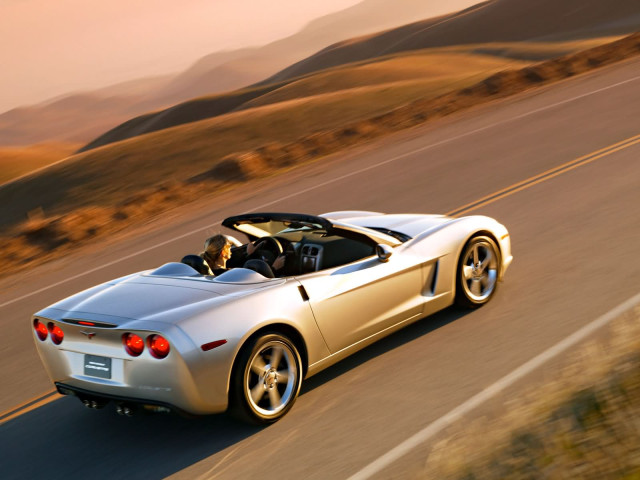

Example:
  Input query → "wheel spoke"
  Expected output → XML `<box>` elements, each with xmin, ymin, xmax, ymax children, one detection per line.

<box><xmin>473</xmin><ymin>245</ymin><xmax>479</xmax><ymax>265</ymax></box>
<box><xmin>277</xmin><ymin>370</ymin><xmax>290</xmax><ymax>385</ymax></box>
<box><xmin>270</xmin><ymin>346</ymin><xmax>283</xmax><ymax>370</ymax></box>
<box><xmin>250</xmin><ymin>383</ymin><xmax>265</xmax><ymax>404</ymax></box>
<box><xmin>481</xmin><ymin>275</ymin><xmax>490</xmax><ymax>289</ymax></box>
<box><xmin>268</xmin><ymin>387</ymin><xmax>282</xmax><ymax>410</ymax></box>
<box><xmin>470</xmin><ymin>278</ymin><xmax>482</xmax><ymax>296</ymax></box>
<box><xmin>462</xmin><ymin>265</ymin><xmax>474</xmax><ymax>280</ymax></box>
<box><xmin>250</xmin><ymin>355</ymin><xmax>267</xmax><ymax>375</ymax></box>
<box><xmin>478</xmin><ymin>252</ymin><xmax>492</xmax><ymax>273</ymax></box>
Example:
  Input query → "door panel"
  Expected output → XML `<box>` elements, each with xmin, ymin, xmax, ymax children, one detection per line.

<box><xmin>297</xmin><ymin>254</ymin><xmax>426</xmax><ymax>353</ymax></box>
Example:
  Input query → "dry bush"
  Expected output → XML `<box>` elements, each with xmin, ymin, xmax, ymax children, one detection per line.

<box><xmin>420</xmin><ymin>308</ymin><xmax>640</xmax><ymax>479</ymax></box>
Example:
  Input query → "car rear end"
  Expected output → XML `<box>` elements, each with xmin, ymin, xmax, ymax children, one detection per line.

<box><xmin>32</xmin><ymin>309</ymin><xmax>231</xmax><ymax>415</ymax></box>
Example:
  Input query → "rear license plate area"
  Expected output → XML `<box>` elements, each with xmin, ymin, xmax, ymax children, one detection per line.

<box><xmin>84</xmin><ymin>354</ymin><xmax>112</xmax><ymax>379</ymax></box>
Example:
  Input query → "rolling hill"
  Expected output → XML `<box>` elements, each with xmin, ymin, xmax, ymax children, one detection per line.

<box><xmin>1</xmin><ymin>0</ymin><xmax>639</xmax><ymax>277</ymax></box>
<box><xmin>0</xmin><ymin>0</ymin><xmax>481</xmax><ymax>149</ymax></box>
<box><xmin>264</xmin><ymin>0</ymin><xmax>640</xmax><ymax>84</ymax></box>
<box><xmin>81</xmin><ymin>0</ymin><xmax>640</xmax><ymax>151</ymax></box>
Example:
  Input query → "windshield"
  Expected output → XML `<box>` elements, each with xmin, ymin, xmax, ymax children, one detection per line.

<box><xmin>233</xmin><ymin>219</ymin><xmax>326</xmax><ymax>238</ymax></box>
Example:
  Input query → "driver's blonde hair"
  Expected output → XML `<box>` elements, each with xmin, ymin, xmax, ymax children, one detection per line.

<box><xmin>202</xmin><ymin>234</ymin><xmax>230</xmax><ymax>268</ymax></box>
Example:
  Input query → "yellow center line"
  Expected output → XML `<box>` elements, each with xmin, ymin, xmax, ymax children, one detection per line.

<box><xmin>3</xmin><ymin>132</ymin><xmax>639</xmax><ymax>425</ymax></box>
<box><xmin>447</xmin><ymin>133</ymin><xmax>640</xmax><ymax>217</ymax></box>
<box><xmin>0</xmin><ymin>389</ymin><xmax>58</xmax><ymax>425</ymax></box>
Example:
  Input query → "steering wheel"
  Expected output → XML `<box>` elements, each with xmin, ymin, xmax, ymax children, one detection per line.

<box><xmin>248</xmin><ymin>237</ymin><xmax>283</xmax><ymax>265</ymax></box>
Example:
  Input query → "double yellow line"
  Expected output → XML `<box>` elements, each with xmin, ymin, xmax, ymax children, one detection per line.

<box><xmin>447</xmin><ymin>133</ymin><xmax>640</xmax><ymax>217</ymax></box>
<box><xmin>2</xmin><ymin>132</ymin><xmax>639</xmax><ymax>426</ymax></box>
<box><xmin>0</xmin><ymin>389</ymin><xmax>58</xmax><ymax>425</ymax></box>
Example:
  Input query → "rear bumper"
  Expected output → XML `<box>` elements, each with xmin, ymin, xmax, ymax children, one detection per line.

<box><xmin>56</xmin><ymin>382</ymin><xmax>193</xmax><ymax>416</ymax></box>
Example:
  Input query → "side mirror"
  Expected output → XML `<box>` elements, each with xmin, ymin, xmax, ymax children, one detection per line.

<box><xmin>376</xmin><ymin>244</ymin><xmax>393</xmax><ymax>262</ymax></box>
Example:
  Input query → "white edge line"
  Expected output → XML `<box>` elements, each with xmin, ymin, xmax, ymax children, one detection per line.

<box><xmin>1</xmin><ymin>74</ymin><xmax>639</xmax><ymax>310</ymax></box>
<box><xmin>347</xmin><ymin>291</ymin><xmax>640</xmax><ymax>480</ymax></box>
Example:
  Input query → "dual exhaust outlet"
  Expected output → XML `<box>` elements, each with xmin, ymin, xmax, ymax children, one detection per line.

<box><xmin>81</xmin><ymin>398</ymin><xmax>134</xmax><ymax>416</ymax></box>
<box><xmin>81</xmin><ymin>398</ymin><xmax>169</xmax><ymax>416</ymax></box>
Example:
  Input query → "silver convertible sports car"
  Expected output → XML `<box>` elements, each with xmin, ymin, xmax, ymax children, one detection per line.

<box><xmin>32</xmin><ymin>211</ymin><xmax>512</xmax><ymax>424</ymax></box>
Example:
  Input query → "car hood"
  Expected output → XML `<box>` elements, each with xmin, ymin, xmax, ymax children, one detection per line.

<box><xmin>38</xmin><ymin>266</ymin><xmax>283</xmax><ymax>325</ymax></box>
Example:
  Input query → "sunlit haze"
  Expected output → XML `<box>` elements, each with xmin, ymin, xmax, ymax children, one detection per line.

<box><xmin>0</xmin><ymin>0</ymin><xmax>362</xmax><ymax>112</ymax></box>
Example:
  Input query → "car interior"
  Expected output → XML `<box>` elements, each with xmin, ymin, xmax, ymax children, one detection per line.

<box><xmin>181</xmin><ymin>214</ymin><xmax>410</xmax><ymax>279</ymax></box>
<box><xmin>226</xmin><ymin>227</ymin><xmax>376</xmax><ymax>277</ymax></box>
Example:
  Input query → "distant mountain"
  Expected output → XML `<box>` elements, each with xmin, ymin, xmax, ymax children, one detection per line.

<box><xmin>0</xmin><ymin>76</ymin><xmax>171</xmax><ymax>146</ymax></box>
<box><xmin>149</xmin><ymin>47</ymin><xmax>260</xmax><ymax>105</ymax></box>
<box><xmin>80</xmin><ymin>0</ymin><xmax>640</xmax><ymax>151</ymax></box>
<box><xmin>0</xmin><ymin>0</ymin><xmax>480</xmax><ymax>147</ymax></box>
<box><xmin>264</xmin><ymin>0</ymin><xmax>640</xmax><ymax>83</ymax></box>
<box><xmin>146</xmin><ymin>0</ymin><xmax>483</xmax><ymax>106</ymax></box>
<box><xmin>0</xmin><ymin>94</ymin><xmax>143</xmax><ymax>146</ymax></box>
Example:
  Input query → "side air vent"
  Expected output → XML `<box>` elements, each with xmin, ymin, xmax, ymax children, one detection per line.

<box><xmin>429</xmin><ymin>261</ymin><xmax>439</xmax><ymax>295</ymax></box>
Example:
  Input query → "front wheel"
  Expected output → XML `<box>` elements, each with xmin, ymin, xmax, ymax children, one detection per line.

<box><xmin>455</xmin><ymin>235</ymin><xmax>500</xmax><ymax>309</ymax></box>
<box><xmin>230</xmin><ymin>333</ymin><xmax>302</xmax><ymax>424</ymax></box>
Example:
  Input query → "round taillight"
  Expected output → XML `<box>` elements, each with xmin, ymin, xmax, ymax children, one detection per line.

<box><xmin>148</xmin><ymin>334</ymin><xmax>170</xmax><ymax>359</ymax></box>
<box><xmin>33</xmin><ymin>319</ymin><xmax>48</xmax><ymax>341</ymax></box>
<box><xmin>123</xmin><ymin>333</ymin><xmax>144</xmax><ymax>356</ymax></box>
<box><xmin>48</xmin><ymin>323</ymin><xmax>64</xmax><ymax>345</ymax></box>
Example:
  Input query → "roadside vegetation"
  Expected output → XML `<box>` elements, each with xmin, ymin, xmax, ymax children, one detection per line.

<box><xmin>0</xmin><ymin>33</ymin><xmax>639</xmax><ymax>279</ymax></box>
<box><xmin>418</xmin><ymin>304</ymin><xmax>640</xmax><ymax>479</ymax></box>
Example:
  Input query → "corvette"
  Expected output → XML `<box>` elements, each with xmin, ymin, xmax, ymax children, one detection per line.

<box><xmin>32</xmin><ymin>211</ymin><xmax>512</xmax><ymax>423</ymax></box>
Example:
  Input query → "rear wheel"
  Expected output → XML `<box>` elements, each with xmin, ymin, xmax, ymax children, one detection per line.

<box><xmin>455</xmin><ymin>235</ymin><xmax>499</xmax><ymax>308</ymax></box>
<box><xmin>230</xmin><ymin>333</ymin><xmax>302</xmax><ymax>424</ymax></box>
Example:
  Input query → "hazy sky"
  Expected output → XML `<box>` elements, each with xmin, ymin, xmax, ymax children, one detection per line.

<box><xmin>0</xmin><ymin>0</ymin><xmax>361</xmax><ymax>112</ymax></box>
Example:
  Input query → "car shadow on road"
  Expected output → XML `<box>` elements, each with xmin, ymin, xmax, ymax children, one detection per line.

<box><xmin>301</xmin><ymin>305</ymin><xmax>468</xmax><ymax>394</ymax></box>
<box><xmin>0</xmin><ymin>307</ymin><xmax>467</xmax><ymax>480</ymax></box>
<box><xmin>0</xmin><ymin>397</ymin><xmax>259</xmax><ymax>480</ymax></box>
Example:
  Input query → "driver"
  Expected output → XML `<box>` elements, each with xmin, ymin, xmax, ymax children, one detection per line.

<box><xmin>201</xmin><ymin>234</ymin><xmax>233</xmax><ymax>275</ymax></box>
<box><xmin>201</xmin><ymin>234</ymin><xmax>286</xmax><ymax>277</ymax></box>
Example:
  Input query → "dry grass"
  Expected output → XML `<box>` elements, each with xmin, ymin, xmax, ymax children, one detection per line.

<box><xmin>0</xmin><ymin>142</ymin><xmax>79</xmax><ymax>184</ymax></box>
<box><xmin>242</xmin><ymin>37</ymin><xmax>620</xmax><ymax>111</ymax></box>
<box><xmin>419</xmin><ymin>304</ymin><xmax>640</xmax><ymax>479</ymax></box>
<box><xmin>0</xmin><ymin>33</ymin><xmax>639</xmax><ymax>280</ymax></box>
<box><xmin>238</xmin><ymin>52</ymin><xmax>530</xmax><ymax>110</ymax></box>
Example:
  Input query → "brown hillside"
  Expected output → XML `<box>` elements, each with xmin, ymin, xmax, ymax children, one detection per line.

<box><xmin>1</xmin><ymin>0</ymin><xmax>478</xmax><ymax>149</ymax></box>
<box><xmin>78</xmin><ymin>0</ymin><xmax>484</xmax><ymax>152</ymax></box>
<box><xmin>0</xmin><ymin>95</ymin><xmax>146</xmax><ymax>147</ymax></box>
<box><xmin>152</xmin><ymin>47</ymin><xmax>259</xmax><ymax>103</ymax></box>
<box><xmin>0</xmin><ymin>33</ymin><xmax>639</xmax><ymax>278</ymax></box>
<box><xmin>264</xmin><ymin>0</ymin><xmax>640</xmax><ymax>83</ymax></box>
<box><xmin>77</xmin><ymin>82</ymin><xmax>289</xmax><ymax>153</ymax></box>
<box><xmin>81</xmin><ymin>0</ymin><xmax>640</xmax><ymax>152</ymax></box>
<box><xmin>0</xmin><ymin>142</ymin><xmax>78</xmax><ymax>184</ymax></box>
<box><xmin>147</xmin><ymin>0</ymin><xmax>484</xmax><ymax>106</ymax></box>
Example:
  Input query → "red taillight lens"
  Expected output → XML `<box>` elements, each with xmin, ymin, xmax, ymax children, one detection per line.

<box><xmin>148</xmin><ymin>334</ymin><xmax>170</xmax><ymax>359</ymax></box>
<box><xmin>123</xmin><ymin>333</ymin><xmax>144</xmax><ymax>356</ymax></box>
<box><xmin>33</xmin><ymin>319</ymin><xmax>48</xmax><ymax>341</ymax></box>
<box><xmin>48</xmin><ymin>323</ymin><xmax>64</xmax><ymax>345</ymax></box>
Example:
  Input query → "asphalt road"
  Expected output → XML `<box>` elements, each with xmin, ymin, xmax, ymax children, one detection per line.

<box><xmin>1</xmin><ymin>57</ymin><xmax>639</xmax><ymax>479</ymax></box>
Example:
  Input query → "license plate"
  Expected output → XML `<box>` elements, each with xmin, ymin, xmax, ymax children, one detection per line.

<box><xmin>84</xmin><ymin>354</ymin><xmax>112</xmax><ymax>379</ymax></box>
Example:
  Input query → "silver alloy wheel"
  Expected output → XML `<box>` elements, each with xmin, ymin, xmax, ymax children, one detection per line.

<box><xmin>461</xmin><ymin>239</ymin><xmax>498</xmax><ymax>302</ymax></box>
<box><xmin>245</xmin><ymin>340</ymin><xmax>297</xmax><ymax>417</ymax></box>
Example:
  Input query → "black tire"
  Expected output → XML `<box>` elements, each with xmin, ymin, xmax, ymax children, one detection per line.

<box><xmin>455</xmin><ymin>235</ymin><xmax>500</xmax><ymax>309</ymax></box>
<box><xmin>229</xmin><ymin>333</ymin><xmax>302</xmax><ymax>424</ymax></box>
